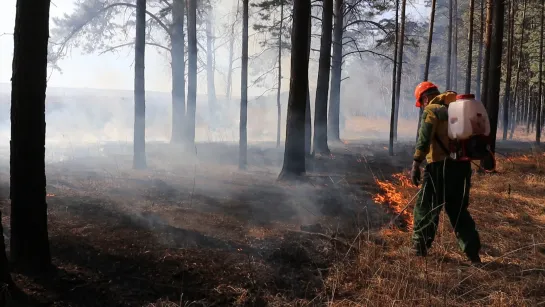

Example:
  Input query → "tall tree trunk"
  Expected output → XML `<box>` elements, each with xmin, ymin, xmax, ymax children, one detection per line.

<box><xmin>446</xmin><ymin>0</ymin><xmax>453</xmax><ymax>89</ymax></box>
<box><xmin>278</xmin><ymin>0</ymin><xmax>310</xmax><ymax>180</ymax></box>
<box><xmin>313</xmin><ymin>0</ymin><xmax>333</xmax><ymax>155</ymax></box>
<box><xmin>475</xmin><ymin>0</ymin><xmax>484</xmax><ymax>100</ymax></box>
<box><xmin>388</xmin><ymin>0</ymin><xmax>399</xmax><ymax>156</ymax></box>
<box><xmin>206</xmin><ymin>5</ymin><xmax>217</xmax><ymax>123</ymax></box>
<box><xmin>305</xmin><ymin>16</ymin><xmax>312</xmax><ymax>156</ymax></box>
<box><xmin>416</xmin><ymin>0</ymin><xmax>436</xmax><ymax>142</ymax></box>
<box><xmin>481</xmin><ymin>0</ymin><xmax>504</xmax><ymax>171</ymax></box>
<box><xmin>276</xmin><ymin>1</ymin><xmax>284</xmax><ymax>148</ymax></box>
<box><xmin>239</xmin><ymin>0</ymin><xmax>249</xmax><ymax>169</ymax></box>
<box><xmin>453</xmin><ymin>0</ymin><xmax>458</xmax><ymax>91</ymax></box>
<box><xmin>328</xmin><ymin>0</ymin><xmax>343</xmax><ymax>142</ymax></box>
<box><xmin>510</xmin><ymin>0</ymin><xmax>527</xmax><ymax>139</ymax></box>
<box><xmin>465</xmin><ymin>0</ymin><xmax>475</xmax><ymax>94</ymax></box>
<box><xmin>133</xmin><ymin>0</ymin><xmax>147</xmax><ymax>169</ymax></box>
<box><xmin>537</xmin><ymin>0</ymin><xmax>544</xmax><ymax>144</ymax></box>
<box><xmin>393</xmin><ymin>0</ymin><xmax>407</xmax><ymax>141</ymax></box>
<box><xmin>10</xmin><ymin>0</ymin><xmax>52</xmax><ymax>274</ymax></box>
<box><xmin>187</xmin><ymin>0</ymin><xmax>197</xmax><ymax>144</ymax></box>
<box><xmin>480</xmin><ymin>0</ymin><xmax>493</xmax><ymax>108</ymax></box>
<box><xmin>226</xmin><ymin>0</ymin><xmax>240</xmax><ymax>101</ymax></box>
<box><xmin>502</xmin><ymin>0</ymin><xmax>514</xmax><ymax>140</ymax></box>
<box><xmin>170</xmin><ymin>0</ymin><xmax>186</xmax><ymax>144</ymax></box>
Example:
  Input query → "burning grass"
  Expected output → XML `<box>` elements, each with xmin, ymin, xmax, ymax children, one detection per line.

<box><xmin>322</xmin><ymin>150</ymin><xmax>545</xmax><ymax>306</ymax></box>
<box><xmin>372</xmin><ymin>172</ymin><xmax>417</xmax><ymax>230</ymax></box>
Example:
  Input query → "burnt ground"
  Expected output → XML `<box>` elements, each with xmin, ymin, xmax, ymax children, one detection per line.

<box><xmin>0</xmin><ymin>140</ymin><xmax>538</xmax><ymax>306</ymax></box>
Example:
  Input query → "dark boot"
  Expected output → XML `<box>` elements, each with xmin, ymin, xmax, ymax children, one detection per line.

<box><xmin>468</xmin><ymin>254</ymin><xmax>481</xmax><ymax>264</ymax></box>
<box><xmin>413</xmin><ymin>242</ymin><xmax>428</xmax><ymax>257</ymax></box>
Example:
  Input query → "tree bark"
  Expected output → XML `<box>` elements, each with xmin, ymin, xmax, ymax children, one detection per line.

<box><xmin>276</xmin><ymin>1</ymin><xmax>284</xmax><ymax>148</ymax></box>
<box><xmin>187</xmin><ymin>0</ymin><xmax>197</xmax><ymax>144</ymax></box>
<box><xmin>481</xmin><ymin>0</ymin><xmax>504</xmax><ymax>171</ymax></box>
<box><xmin>465</xmin><ymin>0</ymin><xmax>475</xmax><ymax>94</ymax></box>
<box><xmin>278</xmin><ymin>0</ymin><xmax>310</xmax><ymax>180</ymax></box>
<box><xmin>393</xmin><ymin>0</ymin><xmax>407</xmax><ymax>141</ymax></box>
<box><xmin>388</xmin><ymin>0</ymin><xmax>399</xmax><ymax>156</ymax></box>
<box><xmin>313</xmin><ymin>0</ymin><xmax>333</xmax><ymax>155</ymax></box>
<box><xmin>446</xmin><ymin>0</ymin><xmax>453</xmax><ymax>89</ymax></box>
<box><xmin>502</xmin><ymin>0</ymin><xmax>514</xmax><ymax>140</ymax></box>
<box><xmin>206</xmin><ymin>5</ymin><xmax>217</xmax><ymax>124</ymax></box>
<box><xmin>239</xmin><ymin>0</ymin><xmax>249</xmax><ymax>169</ymax></box>
<box><xmin>10</xmin><ymin>0</ymin><xmax>52</xmax><ymax>274</ymax></box>
<box><xmin>170</xmin><ymin>0</ymin><xmax>186</xmax><ymax>144</ymax></box>
<box><xmin>226</xmin><ymin>0</ymin><xmax>240</xmax><ymax>102</ymax></box>
<box><xmin>480</xmin><ymin>0</ymin><xmax>493</xmax><ymax>109</ymax></box>
<box><xmin>453</xmin><ymin>0</ymin><xmax>458</xmax><ymax>91</ymax></box>
<box><xmin>133</xmin><ymin>0</ymin><xmax>147</xmax><ymax>169</ymax></box>
<box><xmin>328</xmin><ymin>0</ymin><xmax>343</xmax><ymax>142</ymax></box>
<box><xmin>510</xmin><ymin>0</ymin><xmax>526</xmax><ymax>139</ymax></box>
<box><xmin>475</xmin><ymin>0</ymin><xmax>484</xmax><ymax>100</ymax></box>
<box><xmin>305</xmin><ymin>15</ymin><xmax>312</xmax><ymax>156</ymax></box>
<box><xmin>417</xmin><ymin>0</ymin><xmax>436</xmax><ymax>142</ymax></box>
<box><xmin>537</xmin><ymin>0</ymin><xmax>544</xmax><ymax>144</ymax></box>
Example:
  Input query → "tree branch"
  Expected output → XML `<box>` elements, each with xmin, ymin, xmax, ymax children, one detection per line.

<box><xmin>99</xmin><ymin>41</ymin><xmax>171</xmax><ymax>55</ymax></box>
<box><xmin>343</xmin><ymin>20</ymin><xmax>387</xmax><ymax>34</ymax></box>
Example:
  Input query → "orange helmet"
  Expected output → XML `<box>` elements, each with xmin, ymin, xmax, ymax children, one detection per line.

<box><xmin>414</xmin><ymin>81</ymin><xmax>438</xmax><ymax>107</ymax></box>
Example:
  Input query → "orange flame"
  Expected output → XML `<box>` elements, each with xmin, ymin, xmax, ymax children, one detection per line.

<box><xmin>46</xmin><ymin>193</ymin><xmax>56</xmax><ymax>197</ymax></box>
<box><xmin>373</xmin><ymin>173</ymin><xmax>414</xmax><ymax>229</ymax></box>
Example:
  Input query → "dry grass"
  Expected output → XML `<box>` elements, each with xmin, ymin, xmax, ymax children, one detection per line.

<box><xmin>316</xmin><ymin>150</ymin><xmax>545</xmax><ymax>306</ymax></box>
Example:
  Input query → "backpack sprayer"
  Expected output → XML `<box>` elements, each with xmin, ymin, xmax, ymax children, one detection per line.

<box><xmin>447</xmin><ymin>94</ymin><xmax>496</xmax><ymax>171</ymax></box>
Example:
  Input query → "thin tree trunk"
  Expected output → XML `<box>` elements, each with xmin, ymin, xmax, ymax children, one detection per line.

<box><xmin>10</xmin><ymin>0</ymin><xmax>52</xmax><ymax>274</ymax></box>
<box><xmin>416</xmin><ymin>0</ymin><xmax>436</xmax><ymax>142</ymax></box>
<box><xmin>187</xmin><ymin>0</ymin><xmax>197</xmax><ymax>144</ymax></box>
<box><xmin>481</xmin><ymin>0</ymin><xmax>493</xmax><ymax>108</ymax></box>
<box><xmin>537</xmin><ymin>0</ymin><xmax>544</xmax><ymax>144</ymax></box>
<box><xmin>393</xmin><ymin>0</ymin><xmax>407</xmax><ymax>141</ymax></box>
<box><xmin>453</xmin><ymin>0</ymin><xmax>458</xmax><ymax>91</ymax></box>
<box><xmin>133</xmin><ymin>0</ymin><xmax>146</xmax><ymax>169</ymax></box>
<box><xmin>475</xmin><ymin>0</ymin><xmax>484</xmax><ymax>100</ymax></box>
<box><xmin>206</xmin><ymin>5</ymin><xmax>217</xmax><ymax>123</ymax></box>
<box><xmin>276</xmin><ymin>1</ymin><xmax>284</xmax><ymax>148</ymax></box>
<box><xmin>481</xmin><ymin>0</ymin><xmax>504</xmax><ymax>171</ymax></box>
<box><xmin>502</xmin><ymin>0</ymin><xmax>514</xmax><ymax>140</ymax></box>
<box><xmin>388</xmin><ymin>0</ymin><xmax>399</xmax><ymax>156</ymax></box>
<box><xmin>510</xmin><ymin>0</ymin><xmax>527</xmax><ymax>139</ymax></box>
<box><xmin>226</xmin><ymin>0</ymin><xmax>240</xmax><ymax>101</ymax></box>
<box><xmin>170</xmin><ymin>0</ymin><xmax>186</xmax><ymax>144</ymax></box>
<box><xmin>465</xmin><ymin>0</ymin><xmax>475</xmax><ymax>94</ymax></box>
<box><xmin>328</xmin><ymin>0</ymin><xmax>343</xmax><ymax>142</ymax></box>
<box><xmin>305</xmin><ymin>16</ymin><xmax>312</xmax><ymax>156</ymax></box>
<box><xmin>313</xmin><ymin>0</ymin><xmax>333</xmax><ymax>155</ymax></box>
<box><xmin>446</xmin><ymin>0</ymin><xmax>453</xmax><ymax>89</ymax></box>
<box><xmin>278</xmin><ymin>0</ymin><xmax>310</xmax><ymax>180</ymax></box>
<box><xmin>239</xmin><ymin>0</ymin><xmax>249</xmax><ymax>169</ymax></box>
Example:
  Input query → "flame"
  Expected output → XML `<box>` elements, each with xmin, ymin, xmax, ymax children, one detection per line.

<box><xmin>46</xmin><ymin>193</ymin><xmax>56</xmax><ymax>197</ymax></box>
<box><xmin>373</xmin><ymin>173</ymin><xmax>414</xmax><ymax>229</ymax></box>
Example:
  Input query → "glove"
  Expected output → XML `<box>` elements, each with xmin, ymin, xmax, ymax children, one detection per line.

<box><xmin>411</xmin><ymin>160</ymin><xmax>422</xmax><ymax>187</ymax></box>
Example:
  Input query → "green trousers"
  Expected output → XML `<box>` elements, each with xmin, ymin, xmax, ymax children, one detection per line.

<box><xmin>412</xmin><ymin>159</ymin><xmax>481</xmax><ymax>257</ymax></box>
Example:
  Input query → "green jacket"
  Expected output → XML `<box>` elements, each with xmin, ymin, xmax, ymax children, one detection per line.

<box><xmin>414</xmin><ymin>91</ymin><xmax>457</xmax><ymax>164</ymax></box>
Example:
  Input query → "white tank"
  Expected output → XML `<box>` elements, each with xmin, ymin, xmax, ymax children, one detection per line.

<box><xmin>447</xmin><ymin>94</ymin><xmax>490</xmax><ymax>140</ymax></box>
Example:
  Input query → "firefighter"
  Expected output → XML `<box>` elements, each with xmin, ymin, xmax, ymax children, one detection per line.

<box><xmin>411</xmin><ymin>81</ymin><xmax>482</xmax><ymax>264</ymax></box>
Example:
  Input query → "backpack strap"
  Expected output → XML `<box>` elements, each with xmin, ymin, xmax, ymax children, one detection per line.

<box><xmin>434</xmin><ymin>134</ymin><xmax>452</xmax><ymax>156</ymax></box>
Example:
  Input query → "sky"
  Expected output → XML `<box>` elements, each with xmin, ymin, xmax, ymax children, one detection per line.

<box><xmin>0</xmin><ymin>0</ymin><xmax>429</xmax><ymax>96</ymax></box>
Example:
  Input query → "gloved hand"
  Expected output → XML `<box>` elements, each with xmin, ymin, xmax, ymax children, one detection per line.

<box><xmin>411</xmin><ymin>160</ymin><xmax>422</xmax><ymax>187</ymax></box>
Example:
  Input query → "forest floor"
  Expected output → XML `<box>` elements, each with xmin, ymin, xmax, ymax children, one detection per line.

<box><xmin>0</xmin><ymin>136</ymin><xmax>544</xmax><ymax>306</ymax></box>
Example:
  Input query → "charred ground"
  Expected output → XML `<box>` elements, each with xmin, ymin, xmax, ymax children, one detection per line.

<box><xmin>0</xmin><ymin>140</ymin><xmax>543</xmax><ymax>306</ymax></box>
